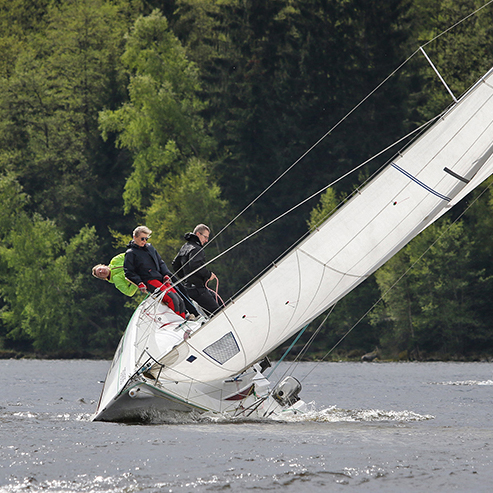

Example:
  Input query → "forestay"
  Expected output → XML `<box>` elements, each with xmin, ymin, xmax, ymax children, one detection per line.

<box><xmin>156</xmin><ymin>67</ymin><xmax>493</xmax><ymax>385</ymax></box>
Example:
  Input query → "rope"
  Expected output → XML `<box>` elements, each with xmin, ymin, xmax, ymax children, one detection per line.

<box><xmin>266</xmin><ymin>324</ymin><xmax>309</xmax><ymax>379</ymax></box>
<box><xmin>206</xmin><ymin>275</ymin><xmax>225</xmax><ymax>306</ymax></box>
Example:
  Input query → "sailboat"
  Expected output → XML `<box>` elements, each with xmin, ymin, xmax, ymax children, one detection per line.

<box><xmin>93</xmin><ymin>61</ymin><xmax>493</xmax><ymax>422</ymax></box>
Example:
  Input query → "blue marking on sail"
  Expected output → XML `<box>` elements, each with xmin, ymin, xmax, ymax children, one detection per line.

<box><xmin>391</xmin><ymin>162</ymin><xmax>451</xmax><ymax>202</ymax></box>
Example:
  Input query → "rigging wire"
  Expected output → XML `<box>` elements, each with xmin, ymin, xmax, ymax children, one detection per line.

<box><xmin>172</xmin><ymin>1</ymin><xmax>493</xmax><ymax>296</ymax></box>
<box><xmin>170</xmin><ymin>63</ymin><xmax>427</xmax><ymax>287</ymax></box>
<box><xmin>170</xmin><ymin>75</ymin><xmax>493</xmax><ymax>385</ymax></box>
<box><xmin>181</xmin><ymin>13</ymin><xmax>493</xmax><ymax>291</ymax></box>
<box><xmin>260</xmin><ymin>0</ymin><xmax>493</xmax><ymax>379</ymax></box>
<box><xmin>265</xmin><ymin>323</ymin><xmax>310</xmax><ymax>380</ymax></box>
<box><xmin>206</xmin><ymin>0</ymin><xmax>493</xmax><ymax>248</ymax></box>
<box><xmin>153</xmin><ymin>1</ymin><xmax>493</xmax><ymax>383</ymax></box>
<box><xmin>268</xmin><ymin>306</ymin><xmax>336</xmax><ymax>387</ymax></box>
<box><xmin>295</xmin><ymin>177</ymin><xmax>493</xmax><ymax>385</ymax></box>
<box><xmin>180</xmin><ymin>115</ymin><xmax>440</xmax><ymax>288</ymax></box>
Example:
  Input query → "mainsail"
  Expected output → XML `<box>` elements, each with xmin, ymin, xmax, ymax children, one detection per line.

<box><xmin>151</xmin><ymin>67</ymin><xmax>493</xmax><ymax>385</ymax></box>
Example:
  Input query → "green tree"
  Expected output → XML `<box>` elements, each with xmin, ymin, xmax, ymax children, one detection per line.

<box><xmin>0</xmin><ymin>0</ymin><xmax>52</xmax><ymax>78</ymax></box>
<box><xmin>371</xmin><ymin>246</ymin><xmax>422</xmax><ymax>359</ymax></box>
<box><xmin>0</xmin><ymin>213</ymin><xmax>132</xmax><ymax>354</ymax></box>
<box><xmin>0</xmin><ymin>0</ymin><xmax>131</xmax><ymax>238</ymax></box>
<box><xmin>307</xmin><ymin>188</ymin><xmax>339</xmax><ymax>230</ymax></box>
<box><xmin>170</xmin><ymin>0</ymin><xmax>414</xmax><ymax>283</ymax></box>
<box><xmin>374</xmin><ymin>220</ymin><xmax>486</xmax><ymax>358</ymax></box>
<box><xmin>99</xmin><ymin>9</ymin><xmax>213</xmax><ymax>214</ymax></box>
<box><xmin>145</xmin><ymin>158</ymin><xmax>228</xmax><ymax>259</ymax></box>
<box><xmin>0</xmin><ymin>172</ymin><xmax>28</xmax><ymax>235</ymax></box>
<box><xmin>0</xmin><ymin>171</ymin><xmax>134</xmax><ymax>355</ymax></box>
<box><xmin>0</xmin><ymin>212</ymin><xmax>72</xmax><ymax>352</ymax></box>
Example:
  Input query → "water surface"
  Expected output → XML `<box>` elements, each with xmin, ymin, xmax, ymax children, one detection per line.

<box><xmin>1</xmin><ymin>359</ymin><xmax>492</xmax><ymax>491</ymax></box>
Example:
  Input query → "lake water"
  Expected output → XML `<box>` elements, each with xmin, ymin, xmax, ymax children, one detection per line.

<box><xmin>1</xmin><ymin>359</ymin><xmax>492</xmax><ymax>492</ymax></box>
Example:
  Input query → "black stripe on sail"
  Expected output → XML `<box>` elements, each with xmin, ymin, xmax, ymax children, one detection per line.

<box><xmin>391</xmin><ymin>162</ymin><xmax>451</xmax><ymax>202</ymax></box>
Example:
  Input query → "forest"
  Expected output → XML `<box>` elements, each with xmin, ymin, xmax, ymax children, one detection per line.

<box><xmin>1</xmin><ymin>0</ymin><xmax>493</xmax><ymax>361</ymax></box>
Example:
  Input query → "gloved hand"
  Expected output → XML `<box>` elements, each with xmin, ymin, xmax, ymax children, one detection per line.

<box><xmin>138</xmin><ymin>282</ymin><xmax>147</xmax><ymax>293</ymax></box>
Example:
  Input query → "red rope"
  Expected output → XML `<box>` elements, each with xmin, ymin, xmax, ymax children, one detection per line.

<box><xmin>206</xmin><ymin>276</ymin><xmax>225</xmax><ymax>306</ymax></box>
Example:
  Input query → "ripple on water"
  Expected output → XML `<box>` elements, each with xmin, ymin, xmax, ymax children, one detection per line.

<box><xmin>0</xmin><ymin>466</ymin><xmax>395</xmax><ymax>492</ymax></box>
<box><xmin>0</xmin><ymin>474</ymin><xmax>140</xmax><ymax>493</ymax></box>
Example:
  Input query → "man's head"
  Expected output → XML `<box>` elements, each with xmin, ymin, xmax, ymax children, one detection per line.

<box><xmin>193</xmin><ymin>224</ymin><xmax>210</xmax><ymax>246</ymax></box>
<box><xmin>92</xmin><ymin>264</ymin><xmax>110</xmax><ymax>280</ymax></box>
<box><xmin>133</xmin><ymin>225</ymin><xmax>152</xmax><ymax>248</ymax></box>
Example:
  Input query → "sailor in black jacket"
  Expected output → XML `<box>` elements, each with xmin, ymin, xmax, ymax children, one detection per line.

<box><xmin>124</xmin><ymin>225</ymin><xmax>189</xmax><ymax>317</ymax></box>
<box><xmin>172</xmin><ymin>224</ymin><xmax>222</xmax><ymax>315</ymax></box>
<box><xmin>124</xmin><ymin>226</ymin><xmax>172</xmax><ymax>292</ymax></box>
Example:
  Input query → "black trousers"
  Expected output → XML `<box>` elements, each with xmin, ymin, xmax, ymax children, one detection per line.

<box><xmin>187</xmin><ymin>285</ymin><xmax>222</xmax><ymax>315</ymax></box>
<box><xmin>175</xmin><ymin>285</ymin><xmax>199</xmax><ymax>316</ymax></box>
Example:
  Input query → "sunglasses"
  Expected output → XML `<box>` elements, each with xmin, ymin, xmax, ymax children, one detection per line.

<box><xmin>140</xmin><ymin>237</ymin><xmax>150</xmax><ymax>241</ymax></box>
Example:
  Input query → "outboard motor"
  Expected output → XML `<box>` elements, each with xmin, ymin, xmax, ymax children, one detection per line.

<box><xmin>272</xmin><ymin>376</ymin><xmax>302</xmax><ymax>406</ymax></box>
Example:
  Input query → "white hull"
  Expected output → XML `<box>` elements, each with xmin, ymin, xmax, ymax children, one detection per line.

<box><xmin>92</xmin><ymin>369</ymin><xmax>305</xmax><ymax>422</ymax></box>
<box><xmin>92</xmin><ymin>294</ymin><xmax>305</xmax><ymax>422</ymax></box>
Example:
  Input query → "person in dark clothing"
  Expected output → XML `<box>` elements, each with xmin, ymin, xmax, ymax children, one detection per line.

<box><xmin>172</xmin><ymin>224</ymin><xmax>223</xmax><ymax>316</ymax></box>
<box><xmin>124</xmin><ymin>226</ymin><xmax>189</xmax><ymax>318</ymax></box>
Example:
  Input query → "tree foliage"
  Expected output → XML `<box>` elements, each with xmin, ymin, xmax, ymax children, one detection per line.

<box><xmin>145</xmin><ymin>159</ymin><xmax>228</xmax><ymax>259</ymax></box>
<box><xmin>0</xmin><ymin>0</ymin><xmax>130</xmax><ymax>236</ymax></box>
<box><xmin>373</xmin><ymin>217</ymin><xmax>493</xmax><ymax>359</ymax></box>
<box><xmin>1</xmin><ymin>0</ymin><xmax>493</xmax><ymax>359</ymax></box>
<box><xmin>99</xmin><ymin>9</ymin><xmax>213</xmax><ymax>214</ymax></box>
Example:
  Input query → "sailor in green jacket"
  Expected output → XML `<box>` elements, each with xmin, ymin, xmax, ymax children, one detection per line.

<box><xmin>92</xmin><ymin>253</ymin><xmax>138</xmax><ymax>297</ymax></box>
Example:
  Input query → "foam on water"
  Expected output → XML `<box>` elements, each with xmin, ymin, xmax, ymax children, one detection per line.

<box><xmin>433</xmin><ymin>379</ymin><xmax>493</xmax><ymax>386</ymax></box>
<box><xmin>280</xmin><ymin>405</ymin><xmax>435</xmax><ymax>423</ymax></box>
<box><xmin>135</xmin><ymin>403</ymin><xmax>435</xmax><ymax>425</ymax></box>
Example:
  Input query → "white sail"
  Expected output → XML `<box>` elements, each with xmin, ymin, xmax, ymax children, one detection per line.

<box><xmin>136</xmin><ymin>67</ymin><xmax>493</xmax><ymax>386</ymax></box>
